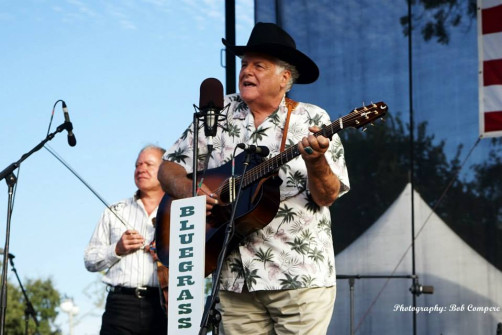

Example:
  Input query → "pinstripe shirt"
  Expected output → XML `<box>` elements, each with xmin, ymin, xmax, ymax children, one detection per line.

<box><xmin>84</xmin><ymin>193</ymin><xmax>159</xmax><ymax>288</ymax></box>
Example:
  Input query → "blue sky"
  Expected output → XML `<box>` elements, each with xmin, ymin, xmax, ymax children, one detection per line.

<box><xmin>0</xmin><ymin>1</ymin><xmax>253</xmax><ymax>333</ymax></box>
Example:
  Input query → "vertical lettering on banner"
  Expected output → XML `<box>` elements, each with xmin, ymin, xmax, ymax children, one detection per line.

<box><xmin>168</xmin><ymin>195</ymin><xmax>206</xmax><ymax>335</ymax></box>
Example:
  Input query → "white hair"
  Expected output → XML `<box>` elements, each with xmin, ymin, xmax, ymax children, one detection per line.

<box><xmin>275</xmin><ymin>59</ymin><xmax>299</xmax><ymax>92</ymax></box>
<box><xmin>139</xmin><ymin>144</ymin><xmax>166</xmax><ymax>156</ymax></box>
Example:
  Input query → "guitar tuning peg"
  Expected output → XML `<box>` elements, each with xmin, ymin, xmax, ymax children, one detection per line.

<box><xmin>362</xmin><ymin>127</ymin><xmax>368</xmax><ymax>132</ymax></box>
<box><xmin>381</xmin><ymin>117</ymin><xmax>386</xmax><ymax>122</ymax></box>
<box><xmin>371</xmin><ymin>123</ymin><xmax>375</xmax><ymax>126</ymax></box>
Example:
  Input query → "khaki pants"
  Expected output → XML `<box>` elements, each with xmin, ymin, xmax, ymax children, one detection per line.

<box><xmin>218</xmin><ymin>286</ymin><xmax>336</xmax><ymax>335</ymax></box>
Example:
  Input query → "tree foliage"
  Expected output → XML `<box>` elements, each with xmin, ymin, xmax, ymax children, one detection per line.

<box><xmin>2</xmin><ymin>276</ymin><xmax>61</xmax><ymax>335</ymax></box>
<box><xmin>331</xmin><ymin>113</ymin><xmax>502</xmax><ymax>271</ymax></box>
<box><xmin>400</xmin><ymin>0</ymin><xmax>477</xmax><ymax>44</ymax></box>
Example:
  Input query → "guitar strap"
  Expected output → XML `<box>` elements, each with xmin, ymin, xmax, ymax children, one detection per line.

<box><xmin>281</xmin><ymin>97</ymin><xmax>299</xmax><ymax>152</ymax></box>
<box><xmin>156</xmin><ymin>260</ymin><xmax>169</xmax><ymax>315</ymax></box>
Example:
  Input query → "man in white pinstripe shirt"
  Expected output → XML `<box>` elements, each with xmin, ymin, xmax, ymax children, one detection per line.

<box><xmin>84</xmin><ymin>145</ymin><xmax>167</xmax><ymax>334</ymax></box>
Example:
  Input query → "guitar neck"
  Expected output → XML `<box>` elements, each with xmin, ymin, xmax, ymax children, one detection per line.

<box><xmin>240</xmin><ymin>101</ymin><xmax>388</xmax><ymax>187</ymax></box>
<box><xmin>241</xmin><ymin>119</ymin><xmax>343</xmax><ymax>187</ymax></box>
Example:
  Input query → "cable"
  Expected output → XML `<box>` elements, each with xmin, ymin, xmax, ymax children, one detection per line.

<box><xmin>46</xmin><ymin>100</ymin><xmax>64</xmax><ymax>137</ymax></box>
<box><xmin>43</xmin><ymin>144</ymin><xmax>133</xmax><ymax>230</ymax></box>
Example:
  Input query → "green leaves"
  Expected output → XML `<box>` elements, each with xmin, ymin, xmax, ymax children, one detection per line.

<box><xmin>4</xmin><ymin>277</ymin><xmax>61</xmax><ymax>334</ymax></box>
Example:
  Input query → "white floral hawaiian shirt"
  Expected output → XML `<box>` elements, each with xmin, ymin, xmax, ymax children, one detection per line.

<box><xmin>164</xmin><ymin>93</ymin><xmax>350</xmax><ymax>292</ymax></box>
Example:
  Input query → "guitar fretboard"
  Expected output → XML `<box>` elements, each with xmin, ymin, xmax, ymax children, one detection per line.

<box><xmin>216</xmin><ymin>102</ymin><xmax>387</xmax><ymax>195</ymax></box>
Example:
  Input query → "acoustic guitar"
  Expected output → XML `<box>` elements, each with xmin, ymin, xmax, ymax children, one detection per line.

<box><xmin>155</xmin><ymin>102</ymin><xmax>388</xmax><ymax>276</ymax></box>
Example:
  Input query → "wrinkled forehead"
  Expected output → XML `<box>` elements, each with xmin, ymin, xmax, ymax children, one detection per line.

<box><xmin>135</xmin><ymin>148</ymin><xmax>163</xmax><ymax>166</ymax></box>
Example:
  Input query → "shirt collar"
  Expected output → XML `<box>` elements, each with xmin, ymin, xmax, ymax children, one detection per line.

<box><xmin>232</xmin><ymin>94</ymin><xmax>287</xmax><ymax>120</ymax></box>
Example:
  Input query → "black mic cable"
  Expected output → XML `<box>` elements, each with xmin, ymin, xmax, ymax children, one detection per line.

<box><xmin>46</xmin><ymin>99</ymin><xmax>64</xmax><ymax>137</ymax></box>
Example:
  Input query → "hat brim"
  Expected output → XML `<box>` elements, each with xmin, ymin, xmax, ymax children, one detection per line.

<box><xmin>222</xmin><ymin>38</ymin><xmax>319</xmax><ymax>84</ymax></box>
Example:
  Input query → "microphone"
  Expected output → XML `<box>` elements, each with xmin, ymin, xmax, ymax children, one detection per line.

<box><xmin>0</xmin><ymin>248</ymin><xmax>15</xmax><ymax>259</ymax></box>
<box><xmin>409</xmin><ymin>282</ymin><xmax>434</xmax><ymax>296</ymax></box>
<box><xmin>199</xmin><ymin>78</ymin><xmax>224</xmax><ymax>149</ymax></box>
<box><xmin>237</xmin><ymin>143</ymin><xmax>270</xmax><ymax>157</ymax></box>
<box><xmin>62</xmin><ymin>101</ymin><xmax>77</xmax><ymax>147</ymax></box>
<box><xmin>420</xmin><ymin>285</ymin><xmax>434</xmax><ymax>295</ymax></box>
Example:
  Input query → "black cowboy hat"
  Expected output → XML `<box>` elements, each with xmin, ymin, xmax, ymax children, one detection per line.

<box><xmin>222</xmin><ymin>22</ymin><xmax>319</xmax><ymax>84</ymax></box>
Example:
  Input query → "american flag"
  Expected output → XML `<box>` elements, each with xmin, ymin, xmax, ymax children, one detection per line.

<box><xmin>479</xmin><ymin>0</ymin><xmax>502</xmax><ymax>137</ymax></box>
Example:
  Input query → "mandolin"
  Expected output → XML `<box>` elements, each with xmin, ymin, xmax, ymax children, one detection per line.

<box><xmin>155</xmin><ymin>102</ymin><xmax>388</xmax><ymax>276</ymax></box>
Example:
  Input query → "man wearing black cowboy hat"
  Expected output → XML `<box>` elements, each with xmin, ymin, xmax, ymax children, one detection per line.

<box><xmin>158</xmin><ymin>22</ymin><xmax>350</xmax><ymax>334</ymax></box>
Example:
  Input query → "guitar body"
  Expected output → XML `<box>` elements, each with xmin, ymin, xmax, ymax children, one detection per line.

<box><xmin>155</xmin><ymin>152</ymin><xmax>282</xmax><ymax>276</ymax></box>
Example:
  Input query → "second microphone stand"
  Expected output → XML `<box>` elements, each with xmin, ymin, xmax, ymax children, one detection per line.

<box><xmin>198</xmin><ymin>152</ymin><xmax>254</xmax><ymax>335</ymax></box>
<box><xmin>336</xmin><ymin>274</ymin><xmax>433</xmax><ymax>335</ymax></box>
<box><xmin>8</xmin><ymin>254</ymin><xmax>40</xmax><ymax>335</ymax></box>
<box><xmin>0</xmin><ymin>121</ymin><xmax>73</xmax><ymax>335</ymax></box>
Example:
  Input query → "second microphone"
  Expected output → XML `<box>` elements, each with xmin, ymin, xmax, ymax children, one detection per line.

<box><xmin>237</xmin><ymin>143</ymin><xmax>270</xmax><ymax>157</ymax></box>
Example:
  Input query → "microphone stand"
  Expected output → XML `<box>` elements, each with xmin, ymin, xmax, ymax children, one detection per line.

<box><xmin>8</xmin><ymin>255</ymin><xmax>40</xmax><ymax>335</ymax></box>
<box><xmin>192</xmin><ymin>110</ymin><xmax>200</xmax><ymax>197</ymax></box>
<box><xmin>336</xmin><ymin>274</ymin><xmax>432</xmax><ymax>335</ymax></box>
<box><xmin>193</xmin><ymin>104</ymin><xmax>222</xmax><ymax>196</ymax></box>
<box><xmin>0</xmin><ymin>121</ymin><xmax>72</xmax><ymax>335</ymax></box>
<box><xmin>198</xmin><ymin>152</ymin><xmax>253</xmax><ymax>335</ymax></box>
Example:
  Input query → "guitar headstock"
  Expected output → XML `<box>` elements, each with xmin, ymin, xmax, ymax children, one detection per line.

<box><xmin>345</xmin><ymin>102</ymin><xmax>388</xmax><ymax>130</ymax></box>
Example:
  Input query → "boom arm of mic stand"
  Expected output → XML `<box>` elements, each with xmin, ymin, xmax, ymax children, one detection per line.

<box><xmin>198</xmin><ymin>153</ymin><xmax>253</xmax><ymax>335</ymax></box>
<box><xmin>0</xmin><ymin>122</ymin><xmax>72</xmax><ymax>182</ymax></box>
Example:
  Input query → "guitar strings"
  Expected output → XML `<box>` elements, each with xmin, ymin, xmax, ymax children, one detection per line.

<box><xmin>214</xmin><ymin>103</ymin><xmax>385</xmax><ymax>202</ymax></box>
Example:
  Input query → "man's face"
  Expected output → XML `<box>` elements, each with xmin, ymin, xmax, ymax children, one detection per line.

<box><xmin>134</xmin><ymin>148</ymin><xmax>163</xmax><ymax>193</ymax></box>
<box><xmin>238</xmin><ymin>53</ymin><xmax>289</xmax><ymax>106</ymax></box>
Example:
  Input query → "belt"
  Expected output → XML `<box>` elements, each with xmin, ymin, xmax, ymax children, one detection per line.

<box><xmin>107</xmin><ymin>285</ymin><xmax>158</xmax><ymax>299</ymax></box>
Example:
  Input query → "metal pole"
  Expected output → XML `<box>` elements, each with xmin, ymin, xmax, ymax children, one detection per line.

<box><xmin>224</xmin><ymin>0</ymin><xmax>236</xmax><ymax>94</ymax></box>
<box><xmin>406</xmin><ymin>1</ymin><xmax>417</xmax><ymax>334</ymax></box>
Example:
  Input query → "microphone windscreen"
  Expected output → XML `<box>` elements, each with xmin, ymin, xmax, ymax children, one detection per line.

<box><xmin>68</xmin><ymin>135</ymin><xmax>77</xmax><ymax>147</ymax></box>
<box><xmin>199</xmin><ymin>78</ymin><xmax>224</xmax><ymax>110</ymax></box>
<box><xmin>259</xmin><ymin>146</ymin><xmax>270</xmax><ymax>157</ymax></box>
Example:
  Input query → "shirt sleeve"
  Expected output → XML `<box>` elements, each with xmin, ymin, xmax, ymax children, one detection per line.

<box><xmin>328</xmin><ymin>133</ymin><xmax>350</xmax><ymax>198</ymax></box>
<box><xmin>162</xmin><ymin>121</ymin><xmax>211</xmax><ymax>174</ymax></box>
<box><xmin>311</xmin><ymin>105</ymin><xmax>350</xmax><ymax>198</ymax></box>
<box><xmin>84</xmin><ymin>209</ymin><xmax>122</xmax><ymax>272</ymax></box>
